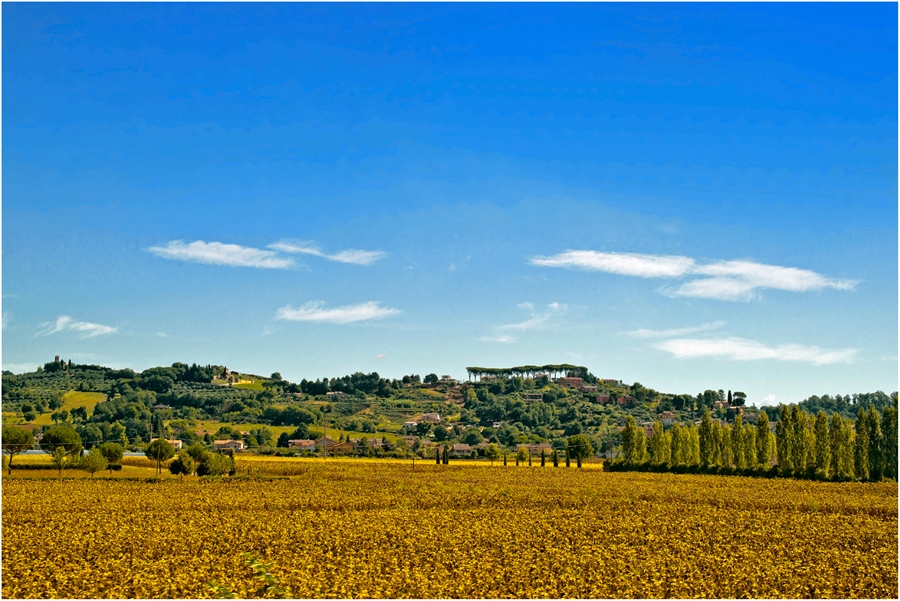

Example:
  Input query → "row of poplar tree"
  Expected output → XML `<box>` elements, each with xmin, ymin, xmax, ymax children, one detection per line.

<box><xmin>614</xmin><ymin>401</ymin><xmax>898</xmax><ymax>481</ymax></box>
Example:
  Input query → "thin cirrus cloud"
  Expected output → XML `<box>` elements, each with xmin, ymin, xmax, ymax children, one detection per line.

<box><xmin>529</xmin><ymin>250</ymin><xmax>857</xmax><ymax>301</ymax></box>
<box><xmin>625</xmin><ymin>321</ymin><xmax>726</xmax><ymax>339</ymax></box>
<box><xmin>276</xmin><ymin>301</ymin><xmax>401</xmax><ymax>324</ymax></box>
<box><xmin>148</xmin><ymin>240</ymin><xmax>294</xmax><ymax>269</ymax></box>
<box><xmin>653</xmin><ymin>337</ymin><xmax>857</xmax><ymax>365</ymax></box>
<box><xmin>148</xmin><ymin>240</ymin><xmax>385</xmax><ymax>269</ymax></box>
<box><xmin>499</xmin><ymin>302</ymin><xmax>566</xmax><ymax>331</ymax></box>
<box><xmin>482</xmin><ymin>302</ymin><xmax>565</xmax><ymax>343</ymax></box>
<box><xmin>37</xmin><ymin>315</ymin><xmax>117</xmax><ymax>338</ymax></box>
<box><xmin>269</xmin><ymin>241</ymin><xmax>386</xmax><ymax>266</ymax></box>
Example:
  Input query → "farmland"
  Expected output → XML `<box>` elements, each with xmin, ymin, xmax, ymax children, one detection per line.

<box><xmin>3</xmin><ymin>462</ymin><xmax>896</xmax><ymax>599</ymax></box>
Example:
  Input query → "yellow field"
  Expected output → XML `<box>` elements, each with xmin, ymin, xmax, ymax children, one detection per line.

<box><xmin>2</xmin><ymin>463</ymin><xmax>896</xmax><ymax>599</ymax></box>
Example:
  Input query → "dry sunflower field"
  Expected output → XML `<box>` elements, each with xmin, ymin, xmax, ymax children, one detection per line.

<box><xmin>2</xmin><ymin>460</ymin><xmax>896</xmax><ymax>599</ymax></box>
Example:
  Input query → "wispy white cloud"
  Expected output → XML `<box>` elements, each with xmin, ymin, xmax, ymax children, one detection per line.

<box><xmin>2</xmin><ymin>312</ymin><xmax>11</xmax><ymax>329</ymax></box>
<box><xmin>761</xmin><ymin>394</ymin><xmax>777</xmax><ymax>405</ymax></box>
<box><xmin>37</xmin><ymin>315</ymin><xmax>117</xmax><ymax>338</ymax></box>
<box><xmin>626</xmin><ymin>321</ymin><xmax>726</xmax><ymax>338</ymax></box>
<box><xmin>276</xmin><ymin>301</ymin><xmax>401</xmax><ymax>324</ymax></box>
<box><xmin>270</xmin><ymin>241</ymin><xmax>386</xmax><ymax>266</ymax></box>
<box><xmin>499</xmin><ymin>302</ymin><xmax>566</xmax><ymax>331</ymax></box>
<box><xmin>480</xmin><ymin>334</ymin><xmax>517</xmax><ymax>344</ymax></box>
<box><xmin>376</xmin><ymin>352</ymin><xmax>387</xmax><ymax>360</ymax></box>
<box><xmin>653</xmin><ymin>337</ymin><xmax>856</xmax><ymax>365</ymax></box>
<box><xmin>531</xmin><ymin>251</ymin><xmax>694</xmax><ymax>278</ymax></box>
<box><xmin>531</xmin><ymin>250</ymin><xmax>857</xmax><ymax>302</ymax></box>
<box><xmin>149</xmin><ymin>240</ymin><xmax>294</xmax><ymax>269</ymax></box>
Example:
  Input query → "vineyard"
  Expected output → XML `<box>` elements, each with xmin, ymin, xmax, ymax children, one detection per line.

<box><xmin>3</xmin><ymin>462</ymin><xmax>896</xmax><ymax>598</ymax></box>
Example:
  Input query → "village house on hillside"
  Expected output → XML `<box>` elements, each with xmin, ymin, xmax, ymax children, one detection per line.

<box><xmin>516</xmin><ymin>443</ymin><xmax>552</xmax><ymax>455</ymax></box>
<box><xmin>418</xmin><ymin>412</ymin><xmax>442</xmax><ymax>424</ymax></box>
<box><xmin>213</xmin><ymin>439</ymin><xmax>244</xmax><ymax>451</ymax></box>
<box><xmin>557</xmin><ymin>377</ymin><xmax>584</xmax><ymax>389</ymax></box>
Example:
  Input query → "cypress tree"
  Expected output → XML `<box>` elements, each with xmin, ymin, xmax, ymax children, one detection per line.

<box><xmin>854</xmin><ymin>407</ymin><xmax>869</xmax><ymax>481</ymax></box>
<box><xmin>436</xmin><ymin>447</ymin><xmax>441</xmax><ymax>465</ymax></box>
<box><xmin>552</xmin><ymin>449</ymin><xmax>559</xmax><ymax>467</ymax></box>
<box><xmin>867</xmin><ymin>405</ymin><xmax>884</xmax><ymax>481</ymax></box>
<box><xmin>540</xmin><ymin>449</ymin><xmax>546</xmax><ymax>467</ymax></box>
<box><xmin>756</xmin><ymin>411</ymin><xmax>772</xmax><ymax>466</ymax></box>
<box><xmin>813</xmin><ymin>410</ymin><xmax>830</xmax><ymax>478</ymax></box>
<box><xmin>565</xmin><ymin>452</ymin><xmax>570</xmax><ymax>468</ymax></box>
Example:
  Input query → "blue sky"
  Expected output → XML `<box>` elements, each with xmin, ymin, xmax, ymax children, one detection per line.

<box><xmin>3</xmin><ymin>3</ymin><xmax>897</xmax><ymax>406</ymax></box>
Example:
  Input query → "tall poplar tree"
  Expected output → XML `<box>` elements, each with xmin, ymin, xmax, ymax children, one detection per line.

<box><xmin>649</xmin><ymin>421</ymin><xmax>670</xmax><ymax>465</ymax></box>
<box><xmin>720</xmin><ymin>424</ymin><xmax>733</xmax><ymax>468</ymax></box>
<box><xmin>731</xmin><ymin>415</ymin><xmax>745</xmax><ymax>469</ymax></box>
<box><xmin>776</xmin><ymin>406</ymin><xmax>793</xmax><ymax>474</ymax></box>
<box><xmin>854</xmin><ymin>407</ymin><xmax>870</xmax><ymax>481</ymax></box>
<box><xmin>688</xmin><ymin>426</ymin><xmax>701</xmax><ymax>466</ymax></box>
<box><xmin>699</xmin><ymin>411</ymin><xmax>714</xmax><ymax>466</ymax></box>
<box><xmin>882</xmin><ymin>399</ymin><xmax>898</xmax><ymax>480</ymax></box>
<box><xmin>670</xmin><ymin>423</ymin><xmax>685</xmax><ymax>465</ymax></box>
<box><xmin>867</xmin><ymin>405</ymin><xmax>884</xmax><ymax>481</ymax></box>
<box><xmin>742</xmin><ymin>423</ymin><xmax>758</xmax><ymax>469</ymax></box>
<box><xmin>813</xmin><ymin>410</ymin><xmax>831</xmax><ymax>478</ymax></box>
<box><xmin>756</xmin><ymin>411</ymin><xmax>772</xmax><ymax>466</ymax></box>
<box><xmin>789</xmin><ymin>406</ymin><xmax>808</xmax><ymax>473</ymax></box>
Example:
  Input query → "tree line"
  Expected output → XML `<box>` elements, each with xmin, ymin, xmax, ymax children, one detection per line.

<box><xmin>609</xmin><ymin>399</ymin><xmax>898</xmax><ymax>482</ymax></box>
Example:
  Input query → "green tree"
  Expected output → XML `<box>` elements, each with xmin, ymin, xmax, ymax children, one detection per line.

<box><xmin>41</xmin><ymin>425</ymin><xmax>83</xmax><ymax>456</ymax></box>
<box><xmin>516</xmin><ymin>446</ymin><xmax>529</xmax><ymax>465</ymax></box>
<box><xmin>789</xmin><ymin>406</ymin><xmax>808</xmax><ymax>474</ymax></box>
<box><xmin>698</xmin><ymin>411</ymin><xmax>715</xmax><ymax>466</ymax></box>
<box><xmin>830</xmin><ymin>413</ymin><xmax>854</xmax><ymax>480</ymax></box>
<box><xmin>882</xmin><ymin>400</ymin><xmax>898</xmax><ymax>480</ymax></box>
<box><xmin>485</xmin><ymin>443</ymin><xmax>500</xmax><ymax>465</ymax></box>
<box><xmin>2</xmin><ymin>425</ymin><xmax>33</xmax><ymax>475</ymax></box>
<box><xmin>197</xmin><ymin>452</ymin><xmax>233</xmax><ymax>476</ymax></box>
<box><xmin>687</xmin><ymin>425</ymin><xmax>701</xmax><ymax>466</ymax></box>
<box><xmin>145</xmin><ymin>438</ymin><xmax>176</xmax><ymax>477</ymax></box>
<box><xmin>567</xmin><ymin>433</ymin><xmax>594</xmax><ymax>468</ymax></box>
<box><xmin>719</xmin><ymin>423</ymin><xmax>732</xmax><ymax>468</ymax></box>
<box><xmin>742</xmin><ymin>423</ymin><xmax>758</xmax><ymax>469</ymax></box>
<box><xmin>51</xmin><ymin>447</ymin><xmax>67</xmax><ymax>477</ymax></box>
<box><xmin>97</xmin><ymin>442</ymin><xmax>124</xmax><ymax>474</ymax></box>
<box><xmin>648</xmin><ymin>421</ymin><xmax>670</xmax><ymax>465</ymax></box>
<box><xmin>82</xmin><ymin>448</ymin><xmax>108</xmax><ymax>477</ymax></box>
<box><xmin>668</xmin><ymin>423</ymin><xmax>684</xmax><ymax>465</ymax></box>
<box><xmin>731</xmin><ymin>415</ymin><xmax>745</xmax><ymax>469</ymax></box>
<box><xmin>775</xmin><ymin>406</ymin><xmax>793</xmax><ymax>474</ymax></box>
<box><xmin>854</xmin><ymin>407</ymin><xmax>870</xmax><ymax>481</ymax></box>
<box><xmin>813</xmin><ymin>411</ymin><xmax>831</xmax><ymax>478</ymax></box>
<box><xmin>756</xmin><ymin>411</ymin><xmax>772</xmax><ymax>466</ymax></box>
<box><xmin>169</xmin><ymin>453</ymin><xmax>196</xmax><ymax>480</ymax></box>
<box><xmin>867</xmin><ymin>405</ymin><xmax>884</xmax><ymax>481</ymax></box>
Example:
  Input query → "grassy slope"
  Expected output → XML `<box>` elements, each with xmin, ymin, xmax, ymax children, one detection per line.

<box><xmin>29</xmin><ymin>391</ymin><xmax>108</xmax><ymax>427</ymax></box>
